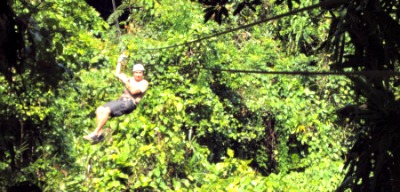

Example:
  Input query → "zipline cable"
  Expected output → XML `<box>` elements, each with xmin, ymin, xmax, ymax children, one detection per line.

<box><xmin>145</xmin><ymin>63</ymin><xmax>400</xmax><ymax>77</ymax></box>
<box><xmin>199</xmin><ymin>68</ymin><xmax>400</xmax><ymax>77</ymax></box>
<box><xmin>112</xmin><ymin>0</ymin><xmax>121</xmax><ymax>40</ymax></box>
<box><xmin>142</xmin><ymin>0</ymin><xmax>347</xmax><ymax>51</ymax></box>
<box><xmin>136</xmin><ymin>0</ymin><xmax>399</xmax><ymax>78</ymax></box>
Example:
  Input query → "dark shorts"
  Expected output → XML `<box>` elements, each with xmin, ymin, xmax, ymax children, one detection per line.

<box><xmin>103</xmin><ymin>97</ymin><xmax>136</xmax><ymax>117</ymax></box>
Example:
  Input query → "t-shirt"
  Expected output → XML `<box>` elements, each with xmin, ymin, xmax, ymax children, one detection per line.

<box><xmin>122</xmin><ymin>78</ymin><xmax>149</xmax><ymax>104</ymax></box>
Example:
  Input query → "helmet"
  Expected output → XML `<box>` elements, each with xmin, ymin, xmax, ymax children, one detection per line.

<box><xmin>132</xmin><ymin>64</ymin><xmax>145</xmax><ymax>72</ymax></box>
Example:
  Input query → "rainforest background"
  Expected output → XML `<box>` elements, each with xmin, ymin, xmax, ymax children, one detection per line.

<box><xmin>1</xmin><ymin>0</ymin><xmax>400</xmax><ymax>191</ymax></box>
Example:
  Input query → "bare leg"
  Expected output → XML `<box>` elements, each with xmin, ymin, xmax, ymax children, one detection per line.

<box><xmin>83</xmin><ymin>106</ymin><xmax>111</xmax><ymax>142</ymax></box>
<box><xmin>93</xmin><ymin>106</ymin><xmax>111</xmax><ymax>136</ymax></box>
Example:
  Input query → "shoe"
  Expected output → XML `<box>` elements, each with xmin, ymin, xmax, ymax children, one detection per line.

<box><xmin>91</xmin><ymin>134</ymin><xmax>105</xmax><ymax>145</ymax></box>
<box><xmin>83</xmin><ymin>133</ymin><xmax>97</xmax><ymax>141</ymax></box>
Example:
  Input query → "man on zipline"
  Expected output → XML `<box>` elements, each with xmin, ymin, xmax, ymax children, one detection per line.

<box><xmin>84</xmin><ymin>54</ymin><xmax>149</xmax><ymax>144</ymax></box>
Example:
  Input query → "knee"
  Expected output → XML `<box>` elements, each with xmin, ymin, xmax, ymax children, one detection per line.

<box><xmin>96</xmin><ymin>106</ymin><xmax>111</xmax><ymax>115</ymax></box>
<box><xmin>95</xmin><ymin>106</ymin><xmax>103</xmax><ymax>114</ymax></box>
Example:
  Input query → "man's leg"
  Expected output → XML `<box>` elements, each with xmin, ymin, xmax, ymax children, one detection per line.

<box><xmin>84</xmin><ymin>99</ymin><xmax>131</xmax><ymax>142</ymax></box>
<box><xmin>83</xmin><ymin>106</ymin><xmax>111</xmax><ymax>141</ymax></box>
<box><xmin>93</xmin><ymin>106</ymin><xmax>111</xmax><ymax>136</ymax></box>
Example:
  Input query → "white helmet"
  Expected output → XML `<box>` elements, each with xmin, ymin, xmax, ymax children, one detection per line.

<box><xmin>132</xmin><ymin>64</ymin><xmax>145</xmax><ymax>72</ymax></box>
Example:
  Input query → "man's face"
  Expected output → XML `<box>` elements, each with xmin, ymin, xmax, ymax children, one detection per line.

<box><xmin>133</xmin><ymin>71</ymin><xmax>144</xmax><ymax>81</ymax></box>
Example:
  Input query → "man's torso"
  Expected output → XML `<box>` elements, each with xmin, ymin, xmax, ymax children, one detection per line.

<box><xmin>121</xmin><ymin>78</ymin><xmax>149</xmax><ymax>104</ymax></box>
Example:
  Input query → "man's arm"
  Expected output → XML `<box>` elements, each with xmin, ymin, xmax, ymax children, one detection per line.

<box><xmin>115</xmin><ymin>54</ymin><xmax>129</xmax><ymax>83</ymax></box>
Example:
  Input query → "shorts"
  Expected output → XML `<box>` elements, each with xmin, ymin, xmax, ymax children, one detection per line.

<box><xmin>103</xmin><ymin>97</ymin><xmax>136</xmax><ymax>117</ymax></box>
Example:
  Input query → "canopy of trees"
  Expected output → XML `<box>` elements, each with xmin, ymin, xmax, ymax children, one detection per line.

<box><xmin>1</xmin><ymin>0</ymin><xmax>399</xmax><ymax>191</ymax></box>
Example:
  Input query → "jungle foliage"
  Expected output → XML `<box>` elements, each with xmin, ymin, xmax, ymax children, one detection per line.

<box><xmin>1</xmin><ymin>0</ymin><xmax>399</xmax><ymax>191</ymax></box>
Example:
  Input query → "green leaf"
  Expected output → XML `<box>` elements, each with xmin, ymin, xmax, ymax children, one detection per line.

<box><xmin>227</xmin><ymin>148</ymin><xmax>234</xmax><ymax>158</ymax></box>
<box><xmin>176</xmin><ymin>102</ymin><xmax>183</xmax><ymax>112</ymax></box>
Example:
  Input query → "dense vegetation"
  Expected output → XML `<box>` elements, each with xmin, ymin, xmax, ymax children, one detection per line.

<box><xmin>1</xmin><ymin>0</ymin><xmax>399</xmax><ymax>191</ymax></box>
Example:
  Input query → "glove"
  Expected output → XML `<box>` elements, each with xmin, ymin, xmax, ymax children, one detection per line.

<box><xmin>118</xmin><ymin>54</ymin><xmax>128</xmax><ymax>64</ymax></box>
